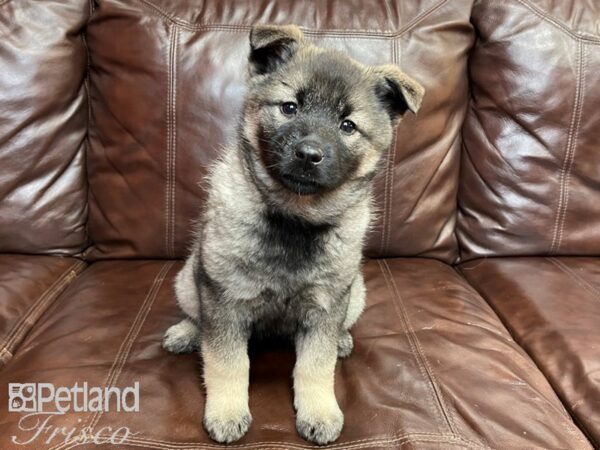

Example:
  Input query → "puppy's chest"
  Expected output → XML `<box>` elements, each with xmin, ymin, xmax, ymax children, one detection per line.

<box><xmin>205</xmin><ymin>209</ymin><xmax>341</xmax><ymax>299</ymax></box>
<box><xmin>252</xmin><ymin>210</ymin><xmax>333</xmax><ymax>273</ymax></box>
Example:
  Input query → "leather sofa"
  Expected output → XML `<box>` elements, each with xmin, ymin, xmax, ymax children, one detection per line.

<box><xmin>0</xmin><ymin>0</ymin><xmax>598</xmax><ymax>448</ymax></box>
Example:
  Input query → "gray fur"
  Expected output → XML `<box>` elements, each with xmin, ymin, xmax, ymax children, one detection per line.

<box><xmin>163</xmin><ymin>24</ymin><xmax>424</xmax><ymax>445</ymax></box>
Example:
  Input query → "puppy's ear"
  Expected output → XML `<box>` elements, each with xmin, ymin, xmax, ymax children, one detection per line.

<box><xmin>249</xmin><ymin>24</ymin><xmax>304</xmax><ymax>76</ymax></box>
<box><xmin>374</xmin><ymin>65</ymin><xmax>425</xmax><ymax>120</ymax></box>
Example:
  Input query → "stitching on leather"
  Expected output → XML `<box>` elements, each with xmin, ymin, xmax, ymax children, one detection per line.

<box><xmin>0</xmin><ymin>260</ymin><xmax>86</xmax><ymax>362</ymax></box>
<box><xmin>165</xmin><ymin>27</ymin><xmax>179</xmax><ymax>258</ymax></box>
<box><xmin>550</xmin><ymin>40</ymin><xmax>585</xmax><ymax>254</ymax></box>
<box><xmin>378</xmin><ymin>261</ymin><xmax>442</xmax><ymax>427</ymax></box>
<box><xmin>514</xmin><ymin>0</ymin><xmax>600</xmax><ymax>44</ymax></box>
<box><xmin>164</xmin><ymin>28</ymin><xmax>172</xmax><ymax>257</ymax></box>
<box><xmin>378</xmin><ymin>138</ymin><xmax>390</xmax><ymax>255</ymax></box>
<box><xmin>378</xmin><ymin>39</ymin><xmax>396</xmax><ymax>256</ymax></box>
<box><xmin>554</xmin><ymin>44</ymin><xmax>587</xmax><ymax>253</ymax></box>
<box><xmin>379</xmin><ymin>260</ymin><xmax>487</xmax><ymax>447</ymax></box>
<box><xmin>0</xmin><ymin>261</ymin><xmax>83</xmax><ymax>350</ymax></box>
<box><xmin>61</xmin><ymin>432</ymin><xmax>483</xmax><ymax>450</ymax></box>
<box><xmin>136</xmin><ymin>0</ymin><xmax>449</xmax><ymax>39</ymax></box>
<box><xmin>50</xmin><ymin>262</ymin><xmax>174</xmax><ymax>450</ymax></box>
<box><xmin>68</xmin><ymin>432</ymin><xmax>473</xmax><ymax>450</ymax></box>
<box><xmin>384</xmin><ymin>36</ymin><xmax>401</xmax><ymax>254</ymax></box>
<box><xmin>88</xmin><ymin>262</ymin><xmax>174</xmax><ymax>431</ymax></box>
<box><xmin>548</xmin><ymin>258</ymin><xmax>600</xmax><ymax>302</ymax></box>
<box><xmin>377</xmin><ymin>261</ymin><xmax>456</xmax><ymax>436</ymax></box>
<box><xmin>171</xmin><ymin>26</ymin><xmax>179</xmax><ymax>259</ymax></box>
<box><xmin>385</xmin><ymin>38</ymin><xmax>400</xmax><ymax>255</ymax></box>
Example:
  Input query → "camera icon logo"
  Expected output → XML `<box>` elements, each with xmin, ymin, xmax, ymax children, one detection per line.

<box><xmin>8</xmin><ymin>383</ymin><xmax>37</xmax><ymax>412</ymax></box>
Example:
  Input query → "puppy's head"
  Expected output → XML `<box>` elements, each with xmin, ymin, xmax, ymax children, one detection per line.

<box><xmin>242</xmin><ymin>24</ymin><xmax>424</xmax><ymax>202</ymax></box>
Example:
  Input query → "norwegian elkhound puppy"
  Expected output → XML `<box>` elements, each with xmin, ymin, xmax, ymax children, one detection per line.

<box><xmin>163</xmin><ymin>24</ymin><xmax>424</xmax><ymax>445</ymax></box>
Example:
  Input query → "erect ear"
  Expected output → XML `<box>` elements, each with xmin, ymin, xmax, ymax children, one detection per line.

<box><xmin>373</xmin><ymin>65</ymin><xmax>425</xmax><ymax>119</ymax></box>
<box><xmin>248</xmin><ymin>24</ymin><xmax>304</xmax><ymax>76</ymax></box>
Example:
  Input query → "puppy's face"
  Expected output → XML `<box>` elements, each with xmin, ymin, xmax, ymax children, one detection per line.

<box><xmin>242</xmin><ymin>25</ymin><xmax>424</xmax><ymax>198</ymax></box>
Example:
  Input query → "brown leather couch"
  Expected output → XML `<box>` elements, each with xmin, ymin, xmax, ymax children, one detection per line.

<box><xmin>0</xmin><ymin>0</ymin><xmax>598</xmax><ymax>448</ymax></box>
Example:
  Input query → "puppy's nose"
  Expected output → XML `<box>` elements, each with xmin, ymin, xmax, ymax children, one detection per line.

<box><xmin>294</xmin><ymin>142</ymin><xmax>324</xmax><ymax>169</ymax></box>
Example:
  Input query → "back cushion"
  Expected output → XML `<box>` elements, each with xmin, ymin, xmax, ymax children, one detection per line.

<box><xmin>85</xmin><ymin>0</ymin><xmax>474</xmax><ymax>262</ymax></box>
<box><xmin>458</xmin><ymin>0</ymin><xmax>600</xmax><ymax>261</ymax></box>
<box><xmin>0</xmin><ymin>0</ymin><xmax>89</xmax><ymax>255</ymax></box>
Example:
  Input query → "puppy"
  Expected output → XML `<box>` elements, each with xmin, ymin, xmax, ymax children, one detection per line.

<box><xmin>163</xmin><ymin>24</ymin><xmax>424</xmax><ymax>445</ymax></box>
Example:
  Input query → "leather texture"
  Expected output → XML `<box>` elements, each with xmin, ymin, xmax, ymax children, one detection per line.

<box><xmin>84</xmin><ymin>0</ymin><xmax>474</xmax><ymax>262</ymax></box>
<box><xmin>0</xmin><ymin>0</ymin><xmax>598</xmax><ymax>448</ymax></box>
<box><xmin>0</xmin><ymin>0</ymin><xmax>90</xmax><ymax>255</ymax></box>
<box><xmin>457</xmin><ymin>0</ymin><xmax>600</xmax><ymax>261</ymax></box>
<box><xmin>0</xmin><ymin>255</ymin><xmax>85</xmax><ymax>366</ymax></box>
<box><xmin>0</xmin><ymin>259</ymin><xmax>590</xmax><ymax>449</ymax></box>
<box><xmin>460</xmin><ymin>257</ymin><xmax>600</xmax><ymax>447</ymax></box>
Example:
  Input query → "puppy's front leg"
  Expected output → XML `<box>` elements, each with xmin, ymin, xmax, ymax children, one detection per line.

<box><xmin>201</xmin><ymin>324</ymin><xmax>251</xmax><ymax>443</ymax></box>
<box><xmin>294</xmin><ymin>313</ymin><xmax>343</xmax><ymax>444</ymax></box>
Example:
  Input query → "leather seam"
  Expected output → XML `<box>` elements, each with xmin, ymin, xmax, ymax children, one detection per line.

<box><xmin>556</xmin><ymin>42</ymin><xmax>587</xmax><ymax>251</ymax></box>
<box><xmin>136</xmin><ymin>0</ymin><xmax>449</xmax><ymax>38</ymax></box>
<box><xmin>379</xmin><ymin>38</ymin><xmax>397</xmax><ymax>256</ymax></box>
<box><xmin>385</xmin><ymin>38</ymin><xmax>400</xmax><ymax>255</ymax></box>
<box><xmin>0</xmin><ymin>260</ymin><xmax>86</xmax><ymax>363</ymax></box>
<box><xmin>514</xmin><ymin>0</ymin><xmax>600</xmax><ymax>44</ymax></box>
<box><xmin>554</xmin><ymin>44</ymin><xmax>587</xmax><ymax>253</ymax></box>
<box><xmin>547</xmin><ymin>258</ymin><xmax>600</xmax><ymax>302</ymax></box>
<box><xmin>49</xmin><ymin>262</ymin><xmax>174</xmax><ymax>450</ymax></box>
<box><xmin>378</xmin><ymin>262</ymin><xmax>443</xmax><ymax>429</ymax></box>
<box><xmin>550</xmin><ymin>40</ymin><xmax>585</xmax><ymax>254</ymax></box>
<box><xmin>378</xmin><ymin>261</ymin><xmax>457</xmax><ymax>437</ymax></box>
<box><xmin>165</xmin><ymin>27</ymin><xmax>179</xmax><ymax>258</ymax></box>
<box><xmin>87</xmin><ymin>262</ymin><xmax>174</xmax><ymax>432</ymax></box>
<box><xmin>61</xmin><ymin>432</ymin><xmax>483</xmax><ymax>450</ymax></box>
<box><xmin>171</xmin><ymin>26</ymin><xmax>179</xmax><ymax>259</ymax></box>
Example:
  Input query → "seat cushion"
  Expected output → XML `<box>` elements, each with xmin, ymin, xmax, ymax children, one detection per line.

<box><xmin>0</xmin><ymin>0</ymin><xmax>90</xmax><ymax>254</ymax></box>
<box><xmin>84</xmin><ymin>0</ymin><xmax>476</xmax><ymax>262</ymax></box>
<box><xmin>460</xmin><ymin>257</ymin><xmax>600</xmax><ymax>446</ymax></box>
<box><xmin>0</xmin><ymin>259</ymin><xmax>590</xmax><ymax>449</ymax></box>
<box><xmin>0</xmin><ymin>255</ymin><xmax>85</xmax><ymax>366</ymax></box>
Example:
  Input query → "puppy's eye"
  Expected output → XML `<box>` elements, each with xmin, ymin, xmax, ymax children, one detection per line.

<box><xmin>340</xmin><ymin>119</ymin><xmax>356</xmax><ymax>135</ymax></box>
<box><xmin>280</xmin><ymin>102</ymin><xmax>298</xmax><ymax>116</ymax></box>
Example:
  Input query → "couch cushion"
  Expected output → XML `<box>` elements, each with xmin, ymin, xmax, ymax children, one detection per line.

<box><xmin>0</xmin><ymin>259</ymin><xmax>589</xmax><ymax>449</ymax></box>
<box><xmin>460</xmin><ymin>257</ymin><xmax>600</xmax><ymax>446</ymax></box>
<box><xmin>0</xmin><ymin>0</ymin><xmax>90</xmax><ymax>255</ymax></box>
<box><xmin>457</xmin><ymin>0</ymin><xmax>600</xmax><ymax>260</ymax></box>
<box><xmin>0</xmin><ymin>255</ymin><xmax>85</xmax><ymax>366</ymax></box>
<box><xmin>84</xmin><ymin>0</ymin><xmax>475</xmax><ymax>262</ymax></box>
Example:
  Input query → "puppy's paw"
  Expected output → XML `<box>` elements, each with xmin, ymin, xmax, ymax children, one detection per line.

<box><xmin>337</xmin><ymin>331</ymin><xmax>353</xmax><ymax>358</ymax></box>
<box><xmin>296</xmin><ymin>406</ymin><xmax>343</xmax><ymax>445</ymax></box>
<box><xmin>203</xmin><ymin>411</ymin><xmax>252</xmax><ymax>443</ymax></box>
<box><xmin>162</xmin><ymin>320</ymin><xmax>199</xmax><ymax>354</ymax></box>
